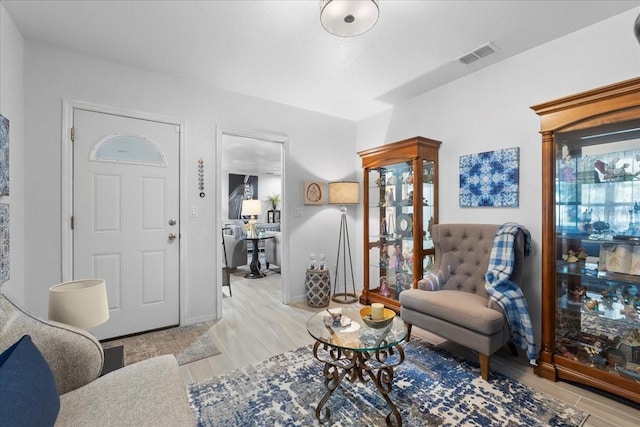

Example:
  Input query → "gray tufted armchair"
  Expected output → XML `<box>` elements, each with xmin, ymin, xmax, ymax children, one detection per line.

<box><xmin>0</xmin><ymin>291</ymin><xmax>195</xmax><ymax>426</ymax></box>
<box><xmin>399</xmin><ymin>223</ymin><xmax>525</xmax><ymax>380</ymax></box>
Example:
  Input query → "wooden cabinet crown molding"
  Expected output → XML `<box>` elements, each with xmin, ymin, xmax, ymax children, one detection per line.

<box><xmin>531</xmin><ymin>77</ymin><xmax>640</xmax><ymax>133</ymax></box>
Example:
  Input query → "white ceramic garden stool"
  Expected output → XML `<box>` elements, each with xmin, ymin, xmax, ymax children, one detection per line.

<box><xmin>305</xmin><ymin>269</ymin><xmax>331</xmax><ymax>307</ymax></box>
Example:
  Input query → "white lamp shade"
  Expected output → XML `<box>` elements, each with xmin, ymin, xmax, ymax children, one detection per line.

<box><xmin>48</xmin><ymin>279</ymin><xmax>110</xmax><ymax>330</ymax></box>
<box><xmin>329</xmin><ymin>181</ymin><xmax>360</xmax><ymax>204</ymax></box>
<box><xmin>320</xmin><ymin>0</ymin><xmax>379</xmax><ymax>37</ymax></box>
<box><xmin>242</xmin><ymin>199</ymin><xmax>263</xmax><ymax>217</ymax></box>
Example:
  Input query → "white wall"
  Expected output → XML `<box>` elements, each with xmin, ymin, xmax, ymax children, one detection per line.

<box><xmin>257</xmin><ymin>174</ymin><xmax>281</xmax><ymax>222</ymax></box>
<box><xmin>356</xmin><ymin>8</ymin><xmax>640</xmax><ymax>348</ymax></box>
<box><xmin>22</xmin><ymin>41</ymin><xmax>356</xmax><ymax>322</ymax></box>
<box><xmin>0</xmin><ymin>4</ymin><xmax>25</xmax><ymax>304</ymax></box>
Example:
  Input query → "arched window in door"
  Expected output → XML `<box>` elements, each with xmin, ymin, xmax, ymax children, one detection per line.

<box><xmin>90</xmin><ymin>134</ymin><xmax>167</xmax><ymax>167</ymax></box>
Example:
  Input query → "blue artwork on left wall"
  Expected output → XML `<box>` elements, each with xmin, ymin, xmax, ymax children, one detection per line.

<box><xmin>0</xmin><ymin>114</ymin><xmax>8</xmax><ymax>196</ymax></box>
<box><xmin>459</xmin><ymin>147</ymin><xmax>520</xmax><ymax>207</ymax></box>
<box><xmin>0</xmin><ymin>114</ymin><xmax>8</xmax><ymax>284</ymax></box>
<box><xmin>0</xmin><ymin>203</ymin><xmax>9</xmax><ymax>284</ymax></box>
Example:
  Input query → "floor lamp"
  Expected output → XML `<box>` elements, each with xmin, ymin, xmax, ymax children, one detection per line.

<box><xmin>329</xmin><ymin>181</ymin><xmax>359</xmax><ymax>303</ymax></box>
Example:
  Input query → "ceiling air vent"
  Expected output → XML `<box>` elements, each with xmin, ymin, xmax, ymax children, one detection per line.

<box><xmin>457</xmin><ymin>42</ymin><xmax>498</xmax><ymax>65</ymax></box>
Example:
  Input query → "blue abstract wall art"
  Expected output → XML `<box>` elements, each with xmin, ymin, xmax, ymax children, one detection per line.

<box><xmin>459</xmin><ymin>147</ymin><xmax>520</xmax><ymax>207</ymax></box>
<box><xmin>0</xmin><ymin>203</ymin><xmax>8</xmax><ymax>284</ymax></box>
<box><xmin>0</xmin><ymin>114</ymin><xmax>8</xmax><ymax>196</ymax></box>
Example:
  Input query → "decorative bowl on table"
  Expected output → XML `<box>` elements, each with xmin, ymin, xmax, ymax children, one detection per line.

<box><xmin>360</xmin><ymin>306</ymin><xmax>396</xmax><ymax>329</ymax></box>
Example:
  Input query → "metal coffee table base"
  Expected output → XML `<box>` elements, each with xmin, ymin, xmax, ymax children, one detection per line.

<box><xmin>312</xmin><ymin>340</ymin><xmax>405</xmax><ymax>426</ymax></box>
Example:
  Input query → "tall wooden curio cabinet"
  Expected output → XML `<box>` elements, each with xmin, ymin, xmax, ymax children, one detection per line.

<box><xmin>532</xmin><ymin>77</ymin><xmax>640</xmax><ymax>403</ymax></box>
<box><xmin>358</xmin><ymin>137</ymin><xmax>441</xmax><ymax>312</ymax></box>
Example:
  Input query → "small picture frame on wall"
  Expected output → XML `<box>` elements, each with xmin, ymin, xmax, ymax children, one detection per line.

<box><xmin>303</xmin><ymin>181</ymin><xmax>325</xmax><ymax>205</ymax></box>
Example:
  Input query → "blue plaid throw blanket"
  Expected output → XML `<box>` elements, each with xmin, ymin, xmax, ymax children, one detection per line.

<box><xmin>485</xmin><ymin>223</ymin><xmax>537</xmax><ymax>365</ymax></box>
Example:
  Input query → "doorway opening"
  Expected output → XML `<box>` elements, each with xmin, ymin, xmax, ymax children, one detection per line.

<box><xmin>216</xmin><ymin>127</ymin><xmax>287</xmax><ymax>316</ymax></box>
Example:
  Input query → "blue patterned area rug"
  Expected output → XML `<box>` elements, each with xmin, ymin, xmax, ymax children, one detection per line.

<box><xmin>188</xmin><ymin>339</ymin><xmax>588</xmax><ymax>426</ymax></box>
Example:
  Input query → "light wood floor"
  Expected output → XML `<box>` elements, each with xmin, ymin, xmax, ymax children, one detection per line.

<box><xmin>179</xmin><ymin>271</ymin><xmax>640</xmax><ymax>427</ymax></box>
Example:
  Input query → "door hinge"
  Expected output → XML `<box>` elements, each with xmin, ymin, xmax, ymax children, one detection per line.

<box><xmin>71</xmin><ymin>127</ymin><xmax>75</xmax><ymax>142</ymax></box>
<box><xmin>71</xmin><ymin>216</ymin><xmax>74</xmax><ymax>230</ymax></box>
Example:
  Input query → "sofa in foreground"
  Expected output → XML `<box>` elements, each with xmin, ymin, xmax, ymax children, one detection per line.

<box><xmin>264</xmin><ymin>231</ymin><xmax>282</xmax><ymax>270</ymax></box>
<box><xmin>0</xmin><ymin>291</ymin><xmax>195</xmax><ymax>426</ymax></box>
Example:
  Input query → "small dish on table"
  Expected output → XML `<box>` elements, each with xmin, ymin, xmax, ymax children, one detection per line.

<box><xmin>360</xmin><ymin>306</ymin><xmax>396</xmax><ymax>329</ymax></box>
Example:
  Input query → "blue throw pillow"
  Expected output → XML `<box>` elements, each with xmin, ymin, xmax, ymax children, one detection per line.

<box><xmin>0</xmin><ymin>335</ymin><xmax>60</xmax><ymax>426</ymax></box>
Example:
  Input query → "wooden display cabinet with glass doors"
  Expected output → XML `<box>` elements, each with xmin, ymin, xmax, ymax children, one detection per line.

<box><xmin>532</xmin><ymin>77</ymin><xmax>640</xmax><ymax>403</ymax></box>
<box><xmin>358</xmin><ymin>137</ymin><xmax>441</xmax><ymax>312</ymax></box>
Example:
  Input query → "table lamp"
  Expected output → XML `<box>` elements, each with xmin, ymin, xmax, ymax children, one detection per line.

<box><xmin>48</xmin><ymin>279</ymin><xmax>109</xmax><ymax>330</ymax></box>
<box><xmin>242</xmin><ymin>199</ymin><xmax>263</xmax><ymax>238</ymax></box>
<box><xmin>328</xmin><ymin>181</ymin><xmax>360</xmax><ymax>303</ymax></box>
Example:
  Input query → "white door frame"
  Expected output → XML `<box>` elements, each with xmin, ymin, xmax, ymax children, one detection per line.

<box><xmin>61</xmin><ymin>99</ymin><xmax>187</xmax><ymax>324</ymax></box>
<box><xmin>215</xmin><ymin>126</ymin><xmax>288</xmax><ymax>315</ymax></box>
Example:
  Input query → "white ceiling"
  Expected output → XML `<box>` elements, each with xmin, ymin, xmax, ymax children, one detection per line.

<box><xmin>3</xmin><ymin>1</ymin><xmax>638</xmax><ymax>175</ymax></box>
<box><xmin>4</xmin><ymin>0</ymin><xmax>638</xmax><ymax>122</ymax></box>
<box><xmin>221</xmin><ymin>135</ymin><xmax>283</xmax><ymax>176</ymax></box>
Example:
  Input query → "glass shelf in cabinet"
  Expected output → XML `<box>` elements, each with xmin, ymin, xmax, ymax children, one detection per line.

<box><xmin>556</xmin><ymin>260</ymin><xmax>594</xmax><ymax>277</ymax></box>
<box><xmin>370</xmin><ymin>263</ymin><xmax>412</xmax><ymax>274</ymax></box>
<box><xmin>368</xmin><ymin>235</ymin><xmax>422</xmax><ymax>245</ymax></box>
<box><xmin>556</xmin><ymin>262</ymin><xmax>640</xmax><ymax>284</ymax></box>
<box><xmin>579</xmin><ymin>236</ymin><xmax>640</xmax><ymax>245</ymax></box>
<box><xmin>596</xmin><ymin>270</ymin><xmax>640</xmax><ymax>285</ymax></box>
<box><xmin>367</xmin><ymin>234</ymin><xmax>396</xmax><ymax>241</ymax></box>
<box><xmin>579</xmin><ymin>304</ymin><xmax>638</xmax><ymax>326</ymax></box>
<box><xmin>369</xmin><ymin>287</ymin><xmax>401</xmax><ymax>301</ymax></box>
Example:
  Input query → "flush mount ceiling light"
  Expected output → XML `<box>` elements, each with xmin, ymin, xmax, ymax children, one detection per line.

<box><xmin>320</xmin><ymin>0</ymin><xmax>379</xmax><ymax>37</ymax></box>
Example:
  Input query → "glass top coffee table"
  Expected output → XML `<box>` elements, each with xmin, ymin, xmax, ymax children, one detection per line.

<box><xmin>306</xmin><ymin>307</ymin><xmax>408</xmax><ymax>426</ymax></box>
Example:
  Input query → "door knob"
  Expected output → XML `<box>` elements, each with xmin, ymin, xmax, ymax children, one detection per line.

<box><xmin>168</xmin><ymin>232</ymin><xmax>177</xmax><ymax>241</ymax></box>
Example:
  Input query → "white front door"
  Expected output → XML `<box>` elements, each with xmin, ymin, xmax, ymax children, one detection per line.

<box><xmin>73</xmin><ymin>109</ymin><xmax>180</xmax><ymax>339</ymax></box>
